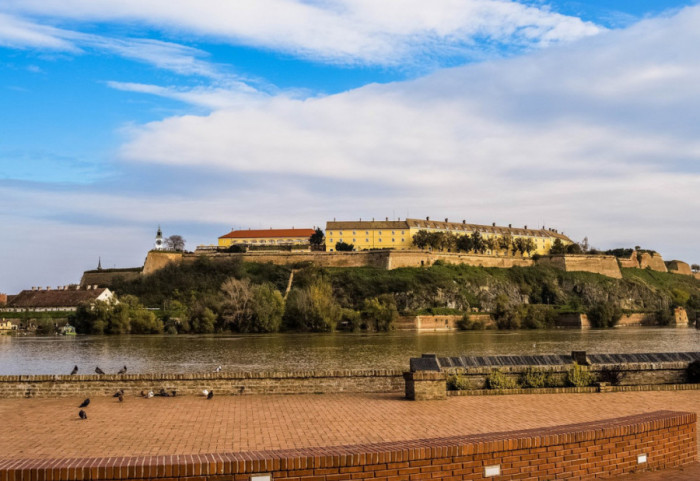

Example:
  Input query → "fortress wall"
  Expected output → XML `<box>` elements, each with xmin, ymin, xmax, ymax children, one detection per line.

<box><xmin>639</xmin><ymin>252</ymin><xmax>668</xmax><ymax>272</ymax></box>
<box><xmin>619</xmin><ymin>256</ymin><xmax>639</xmax><ymax>268</ymax></box>
<box><xmin>80</xmin><ymin>269</ymin><xmax>142</xmax><ymax>287</ymax></box>
<box><xmin>182</xmin><ymin>251</ymin><xmax>389</xmax><ymax>269</ymax></box>
<box><xmin>536</xmin><ymin>255</ymin><xmax>622</xmax><ymax>278</ymax></box>
<box><xmin>142</xmin><ymin>251</ymin><xmax>184</xmax><ymax>275</ymax></box>
<box><xmin>667</xmin><ymin>260</ymin><xmax>692</xmax><ymax>276</ymax></box>
<box><xmin>617</xmin><ymin>313</ymin><xmax>657</xmax><ymax>327</ymax></box>
<box><xmin>386</xmin><ymin>250</ymin><xmax>533</xmax><ymax>269</ymax></box>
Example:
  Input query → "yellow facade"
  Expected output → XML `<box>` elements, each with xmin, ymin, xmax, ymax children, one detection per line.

<box><xmin>218</xmin><ymin>228</ymin><xmax>316</xmax><ymax>248</ymax></box>
<box><xmin>326</xmin><ymin>218</ymin><xmax>572</xmax><ymax>255</ymax></box>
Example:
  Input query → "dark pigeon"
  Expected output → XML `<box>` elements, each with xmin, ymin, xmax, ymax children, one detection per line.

<box><xmin>207</xmin><ymin>390</ymin><xmax>214</xmax><ymax>400</ymax></box>
<box><xmin>95</xmin><ymin>367</ymin><xmax>105</xmax><ymax>375</ymax></box>
<box><xmin>79</xmin><ymin>398</ymin><xmax>90</xmax><ymax>408</ymax></box>
<box><xmin>70</xmin><ymin>365</ymin><xmax>78</xmax><ymax>375</ymax></box>
<box><xmin>118</xmin><ymin>393</ymin><xmax>123</xmax><ymax>402</ymax></box>
<box><xmin>117</xmin><ymin>365</ymin><xmax>127</xmax><ymax>375</ymax></box>
<box><xmin>79</xmin><ymin>410</ymin><xmax>87</xmax><ymax>420</ymax></box>
<box><xmin>112</xmin><ymin>389</ymin><xmax>124</xmax><ymax>398</ymax></box>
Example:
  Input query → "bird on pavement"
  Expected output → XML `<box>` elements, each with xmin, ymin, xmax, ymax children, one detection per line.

<box><xmin>213</xmin><ymin>365</ymin><xmax>222</xmax><ymax>373</ymax></box>
<box><xmin>70</xmin><ymin>365</ymin><xmax>78</xmax><ymax>375</ymax></box>
<box><xmin>202</xmin><ymin>389</ymin><xmax>209</xmax><ymax>397</ymax></box>
<box><xmin>79</xmin><ymin>410</ymin><xmax>87</xmax><ymax>420</ymax></box>
<box><xmin>207</xmin><ymin>390</ymin><xmax>214</xmax><ymax>400</ymax></box>
<box><xmin>95</xmin><ymin>366</ymin><xmax>105</xmax><ymax>375</ymax></box>
<box><xmin>118</xmin><ymin>393</ymin><xmax>123</xmax><ymax>402</ymax></box>
<box><xmin>147</xmin><ymin>391</ymin><xmax>154</xmax><ymax>398</ymax></box>
<box><xmin>112</xmin><ymin>389</ymin><xmax>124</xmax><ymax>397</ymax></box>
<box><xmin>158</xmin><ymin>388</ymin><xmax>169</xmax><ymax>397</ymax></box>
<box><xmin>79</xmin><ymin>398</ymin><xmax>90</xmax><ymax>408</ymax></box>
<box><xmin>117</xmin><ymin>365</ymin><xmax>127</xmax><ymax>375</ymax></box>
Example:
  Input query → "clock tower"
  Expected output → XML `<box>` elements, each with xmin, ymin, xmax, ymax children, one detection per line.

<box><xmin>154</xmin><ymin>226</ymin><xmax>165</xmax><ymax>250</ymax></box>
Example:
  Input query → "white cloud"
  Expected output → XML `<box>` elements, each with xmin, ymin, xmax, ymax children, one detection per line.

<box><xmin>3</xmin><ymin>0</ymin><xmax>602</xmax><ymax>65</ymax></box>
<box><xmin>0</xmin><ymin>12</ymin><xmax>223</xmax><ymax>78</ymax></box>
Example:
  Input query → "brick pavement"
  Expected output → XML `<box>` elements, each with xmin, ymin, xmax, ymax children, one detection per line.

<box><xmin>0</xmin><ymin>390</ymin><xmax>698</xmax><ymax>479</ymax></box>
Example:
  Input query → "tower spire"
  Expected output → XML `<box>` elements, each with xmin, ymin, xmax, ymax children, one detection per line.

<box><xmin>97</xmin><ymin>257</ymin><xmax>102</xmax><ymax>270</ymax></box>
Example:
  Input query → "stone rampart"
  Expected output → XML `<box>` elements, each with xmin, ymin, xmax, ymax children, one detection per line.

<box><xmin>667</xmin><ymin>260</ymin><xmax>693</xmax><ymax>276</ymax></box>
<box><xmin>142</xmin><ymin>251</ymin><xmax>185</xmax><ymax>275</ymax></box>
<box><xmin>639</xmin><ymin>252</ymin><xmax>668</xmax><ymax>272</ymax></box>
<box><xmin>385</xmin><ymin>250</ymin><xmax>533</xmax><ymax>269</ymax></box>
<box><xmin>0</xmin><ymin>411</ymin><xmax>695</xmax><ymax>481</ymax></box>
<box><xmin>80</xmin><ymin>268</ymin><xmax>142</xmax><ymax>287</ymax></box>
<box><xmin>536</xmin><ymin>254</ymin><xmax>622</xmax><ymax>278</ymax></box>
<box><xmin>0</xmin><ymin>370</ymin><xmax>404</xmax><ymax>399</ymax></box>
<box><xmin>183</xmin><ymin>250</ymin><xmax>389</xmax><ymax>269</ymax></box>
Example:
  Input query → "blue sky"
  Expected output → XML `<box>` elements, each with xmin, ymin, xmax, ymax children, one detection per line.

<box><xmin>1</xmin><ymin>0</ymin><xmax>699</xmax><ymax>293</ymax></box>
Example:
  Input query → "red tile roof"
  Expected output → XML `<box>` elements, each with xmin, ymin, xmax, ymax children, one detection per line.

<box><xmin>219</xmin><ymin>228</ymin><xmax>315</xmax><ymax>239</ymax></box>
<box><xmin>7</xmin><ymin>288</ymin><xmax>110</xmax><ymax>308</ymax></box>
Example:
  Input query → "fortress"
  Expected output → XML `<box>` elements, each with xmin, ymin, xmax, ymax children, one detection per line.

<box><xmin>79</xmin><ymin>218</ymin><xmax>698</xmax><ymax>286</ymax></box>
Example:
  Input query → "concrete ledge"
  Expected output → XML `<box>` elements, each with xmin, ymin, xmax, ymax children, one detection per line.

<box><xmin>448</xmin><ymin>383</ymin><xmax>700</xmax><ymax>396</ymax></box>
<box><xmin>0</xmin><ymin>410</ymin><xmax>695</xmax><ymax>481</ymax></box>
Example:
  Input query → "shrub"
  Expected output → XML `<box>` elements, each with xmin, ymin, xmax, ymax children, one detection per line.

<box><xmin>687</xmin><ymin>360</ymin><xmax>700</xmax><ymax>383</ymax></box>
<box><xmin>486</xmin><ymin>369</ymin><xmax>520</xmax><ymax>389</ymax></box>
<box><xmin>567</xmin><ymin>363</ymin><xmax>593</xmax><ymax>387</ymax></box>
<box><xmin>522</xmin><ymin>305</ymin><xmax>558</xmax><ymax>329</ymax></box>
<box><xmin>339</xmin><ymin>308</ymin><xmax>362</xmax><ymax>331</ymax></box>
<box><xmin>335</xmin><ymin>241</ymin><xmax>354</xmax><ymax>252</ymax></box>
<box><xmin>521</xmin><ymin>367</ymin><xmax>550</xmax><ymax>388</ymax></box>
<box><xmin>655</xmin><ymin>308</ymin><xmax>673</xmax><ymax>326</ymax></box>
<box><xmin>446</xmin><ymin>374</ymin><xmax>472</xmax><ymax>391</ymax></box>
<box><xmin>598</xmin><ymin>365</ymin><xmax>626</xmax><ymax>386</ymax></box>
<box><xmin>492</xmin><ymin>295</ymin><xmax>522</xmax><ymax>329</ymax></box>
<box><xmin>240</xmin><ymin>283</ymin><xmax>284</xmax><ymax>333</ymax></box>
<box><xmin>586</xmin><ymin>302</ymin><xmax>622</xmax><ymax>328</ymax></box>
<box><xmin>456</xmin><ymin>313</ymin><xmax>486</xmax><ymax>330</ymax></box>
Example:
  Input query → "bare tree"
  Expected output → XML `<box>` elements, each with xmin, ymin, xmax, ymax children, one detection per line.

<box><xmin>165</xmin><ymin>235</ymin><xmax>186</xmax><ymax>251</ymax></box>
<box><xmin>220</xmin><ymin>278</ymin><xmax>253</xmax><ymax>330</ymax></box>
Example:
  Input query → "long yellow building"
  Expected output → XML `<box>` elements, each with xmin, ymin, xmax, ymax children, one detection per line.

<box><xmin>325</xmin><ymin>217</ymin><xmax>572</xmax><ymax>255</ymax></box>
<box><xmin>218</xmin><ymin>228</ymin><xmax>316</xmax><ymax>248</ymax></box>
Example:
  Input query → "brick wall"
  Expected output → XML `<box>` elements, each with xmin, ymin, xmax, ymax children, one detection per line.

<box><xmin>536</xmin><ymin>254</ymin><xmax>622</xmax><ymax>278</ymax></box>
<box><xmin>0</xmin><ymin>411</ymin><xmax>695</xmax><ymax>481</ymax></box>
<box><xmin>0</xmin><ymin>370</ymin><xmax>404</xmax><ymax>399</ymax></box>
<box><xmin>638</xmin><ymin>252</ymin><xmax>668</xmax><ymax>272</ymax></box>
<box><xmin>667</xmin><ymin>260</ymin><xmax>692</xmax><ymax>276</ymax></box>
<box><xmin>142</xmin><ymin>251</ymin><xmax>186</xmax><ymax>275</ymax></box>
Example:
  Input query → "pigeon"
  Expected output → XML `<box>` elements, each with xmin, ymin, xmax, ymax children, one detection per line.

<box><xmin>117</xmin><ymin>365</ymin><xmax>127</xmax><ymax>375</ymax></box>
<box><xmin>95</xmin><ymin>367</ymin><xmax>105</xmax><ymax>375</ymax></box>
<box><xmin>79</xmin><ymin>410</ymin><xmax>87</xmax><ymax>420</ymax></box>
<box><xmin>112</xmin><ymin>389</ymin><xmax>124</xmax><ymax>398</ymax></box>
<box><xmin>207</xmin><ymin>390</ymin><xmax>214</xmax><ymax>400</ymax></box>
<box><xmin>147</xmin><ymin>391</ymin><xmax>154</xmax><ymax>398</ymax></box>
<box><xmin>140</xmin><ymin>390</ymin><xmax>146</xmax><ymax>398</ymax></box>
<box><xmin>70</xmin><ymin>365</ymin><xmax>78</xmax><ymax>375</ymax></box>
<box><xmin>202</xmin><ymin>389</ymin><xmax>209</xmax><ymax>397</ymax></box>
<box><xmin>213</xmin><ymin>366</ymin><xmax>222</xmax><ymax>373</ymax></box>
<box><xmin>158</xmin><ymin>388</ymin><xmax>169</xmax><ymax>397</ymax></box>
<box><xmin>171</xmin><ymin>390</ymin><xmax>177</xmax><ymax>397</ymax></box>
<box><xmin>118</xmin><ymin>393</ymin><xmax>123</xmax><ymax>403</ymax></box>
<box><xmin>79</xmin><ymin>398</ymin><xmax>90</xmax><ymax>408</ymax></box>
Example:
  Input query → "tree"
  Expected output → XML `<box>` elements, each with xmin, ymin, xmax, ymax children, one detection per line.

<box><xmin>692</xmin><ymin>264</ymin><xmax>700</xmax><ymax>273</ymax></box>
<box><xmin>550</xmin><ymin>238</ymin><xmax>566</xmax><ymax>254</ymax></box>
<box><xmin>335</xmin><ymin>241</ymin><xmax>354</xmax><ymax>251</ymax></box>
<box><xmin>361</xmin><ymin>294</ymin><xmax>399</xmax><ymax>331</ymax></box>
<box><xmin>587</xmin><ymin>302</ymin><xmax>622</xmax><ymax>328</ymax></box>
<box><xmin>220</xmin><ymin>277</ymin><xmax>253</xmax><ymax>331</ymax></box>
<box><xmin>412</xmin><ymin>230</ymin><xmax>431</xmax><ymax>249</ymax></box>
<box><xmin>497</xmin><ymin>234</ymin><xmax>513</xmax><ymax>254</ymax></box>
<box><xmin>243</xmin><ymin>283</ymin><xmax>285</xmax><ymax>333</ymax></box>
<box><xmin>309</xmin><ymin>228</ymin><xmax>325</xmax><ymax>250</ymax></box>
<box><xmin>470</xmin><ymin>231</ymin><xmax>486</xmax><ymax>253</ymax></box>
<box><xmin>284</xmin><ymin>280</ymin><xmax>341</xmax><ymax>332</ymax></box>
<box><xmin>566</xmin><ymin>243</ymin><xmax>583</xmax><ymax>254</ymax></box>
<box><xmin>165</xmin><ymin>235</ymin><xmax>186</xmax><ymax>251</ymax></box>
<box><xmin>456</xmin><ymin>234</ymin><xmax>473</xmax><ymax>253</ymax></box>
<box><xmin>484</xmin><ymin>236</ymin><xmax>497</xmax><ymax>254</ymax></box>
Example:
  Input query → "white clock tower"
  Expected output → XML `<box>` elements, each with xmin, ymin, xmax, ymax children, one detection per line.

<box><xmin>154</xmin><ymin>226</ymin><xmax>165</xmax><ymax>250</ymax></box>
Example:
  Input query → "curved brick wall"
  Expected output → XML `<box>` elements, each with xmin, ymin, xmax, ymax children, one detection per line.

<box><xmin>0</xmin><ymin>411</ymin><xmax>695</xmax><ymax>481</ymax></box>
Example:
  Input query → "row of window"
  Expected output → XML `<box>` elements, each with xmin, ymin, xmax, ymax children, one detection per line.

<box><xmin>229</xmin><ymin>239</ymin><xmax>306</xmax><ymax>244</ymax></box>
<box><xmin>330</xmin><ymin>238</ymin><xmax>406</xmax><ymax>244</ymax></box>
<box><xmin>328</xmin><ymin>230</ymin><xmax>405</xmax><ymax>236</ymax></box>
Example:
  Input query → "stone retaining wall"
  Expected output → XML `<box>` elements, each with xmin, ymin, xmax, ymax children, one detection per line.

<box><xmin>0</xmin><ymin>370</ymin><xmax>404</xmax><ymax>399</ymax></box>
<box><xmin>0</xmin><ymin>411</ymin><xmax>695</xmax><ymax>481</ymax></box>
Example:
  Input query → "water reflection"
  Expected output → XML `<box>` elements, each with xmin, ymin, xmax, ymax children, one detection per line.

<box><xmin>0</xmin><ymin>328</ymin><xmax>698</xmax><ymax>375</ymax></box>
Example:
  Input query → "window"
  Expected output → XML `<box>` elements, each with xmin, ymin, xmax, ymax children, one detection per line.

<box><xmin>366</xmin><ymin>238</ymin><xmax>369</xmax><ymax>242</ymax></box>
<box><xmin>401</xmin><ymin>230</ymin><xmax>405</xmax><ymax>234</ymax></box>
<box><xmin>339</xmin><ymin>231</ymin><xmax>343</xmax><ymax>235</ymax></box>
<box><xmin>365</xmin><ymin>231</ymin><xmax>369</xmax><ymax>235</ymax></box>
<box><xmin>353</xmin><ymin>231</ymin><xmax>356</xmax><ymax>235</ymax></box>
<box><xmin>328</xmin><ymin>231</ymin><xmax>333</xmax><ymax>236</ymax></box>
<box><xmin>402</xmin><ymin>238</ymin><xmax>405</xmax><ymax>242</ymax></box>
<box><xmin>392</xmin><ymin>238</ymin><xmax>395</xmax><ymax>243</ymax></box>
<box><xmin>379</xmin><ymin>238</ymin><xmax>382</xmax><ymax>242</ymax></box>
<box><xmin>379</xmin><ymin>231</ymin><xmax>382</xmax><ymax>235</ymax></box>
<box><xmin>353</xmin><ymin>238</ymin><xmax>356</xmax><ymax>242</ymax></box>
<box><xmin>392</xmin><ymin>231</ymin><xmax>395</xmax><ymax>235</ymax></box>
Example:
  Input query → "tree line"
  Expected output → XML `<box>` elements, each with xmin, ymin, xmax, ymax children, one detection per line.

<box><xmin>412</xmin><ymin>230</ymin><xmax>538</xmax><ymax>256</ymax></box>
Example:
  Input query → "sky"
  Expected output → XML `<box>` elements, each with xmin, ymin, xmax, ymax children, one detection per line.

<box><xmin>1</xmin><ymin>0</ymin><xmax>699</xmax><ymax>294</ymax></box>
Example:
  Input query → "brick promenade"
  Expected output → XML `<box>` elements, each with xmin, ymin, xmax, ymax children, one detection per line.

<box><xmin>0</xmin><ymin>390</ymin><xmax>698</xmax><ymax>479</ymax></box>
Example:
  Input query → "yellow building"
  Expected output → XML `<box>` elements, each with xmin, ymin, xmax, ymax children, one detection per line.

<box><xmin>325</xmin><ymin>217</ymin><xmax>572</xmax><ymax>255</ymax></box>
<box><xmin>218</xmin><ymin>228</ymin><xmax>316</xmax><ymax>248</ymax></box>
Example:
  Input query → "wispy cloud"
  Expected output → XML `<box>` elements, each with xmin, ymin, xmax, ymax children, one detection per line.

<box><xmin>0</xmin><ymin>12</ymin><xmax>223</xmax><ymax>78</ymax></box>
<box><xmin>3</xmin><ymin>0</ymin><xmax>602</xmax><ymax>65</ymax></box>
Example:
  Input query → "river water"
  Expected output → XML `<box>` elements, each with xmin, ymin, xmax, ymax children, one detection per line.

<box><xmin>1</xmin><ymin>328</ymin><xmax>698</xmax><ymax>375</ymax></box>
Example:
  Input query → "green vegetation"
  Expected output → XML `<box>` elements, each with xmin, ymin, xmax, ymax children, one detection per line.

<box><xmin>566</xmin><ymin>363</ymin><xmax>594</xmax><ymax>387</ymax></box>
<box><xmin>486</xmin><ymin>369</ymin><xmax>520</xmax><ymax>389</ymax></box>
<box><xmin>446</xmin><ymin>374</ymin><xmax>472</xmax><ymax>391</ymax></box>
<box><xmin>92</xmin><ymin>256</ymin><xmax>700</xmax><ymax>335</ymax></box>
<box><xmin>71</xmin><ymin>296</ymin><xmax>162</xmax><ymax>334</ymax></box>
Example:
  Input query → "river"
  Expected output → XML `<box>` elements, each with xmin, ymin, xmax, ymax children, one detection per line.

<box><xmin>1</xmin><ymin>328</ymin><xmax>698</xmax><ymax>375</ymax></box>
